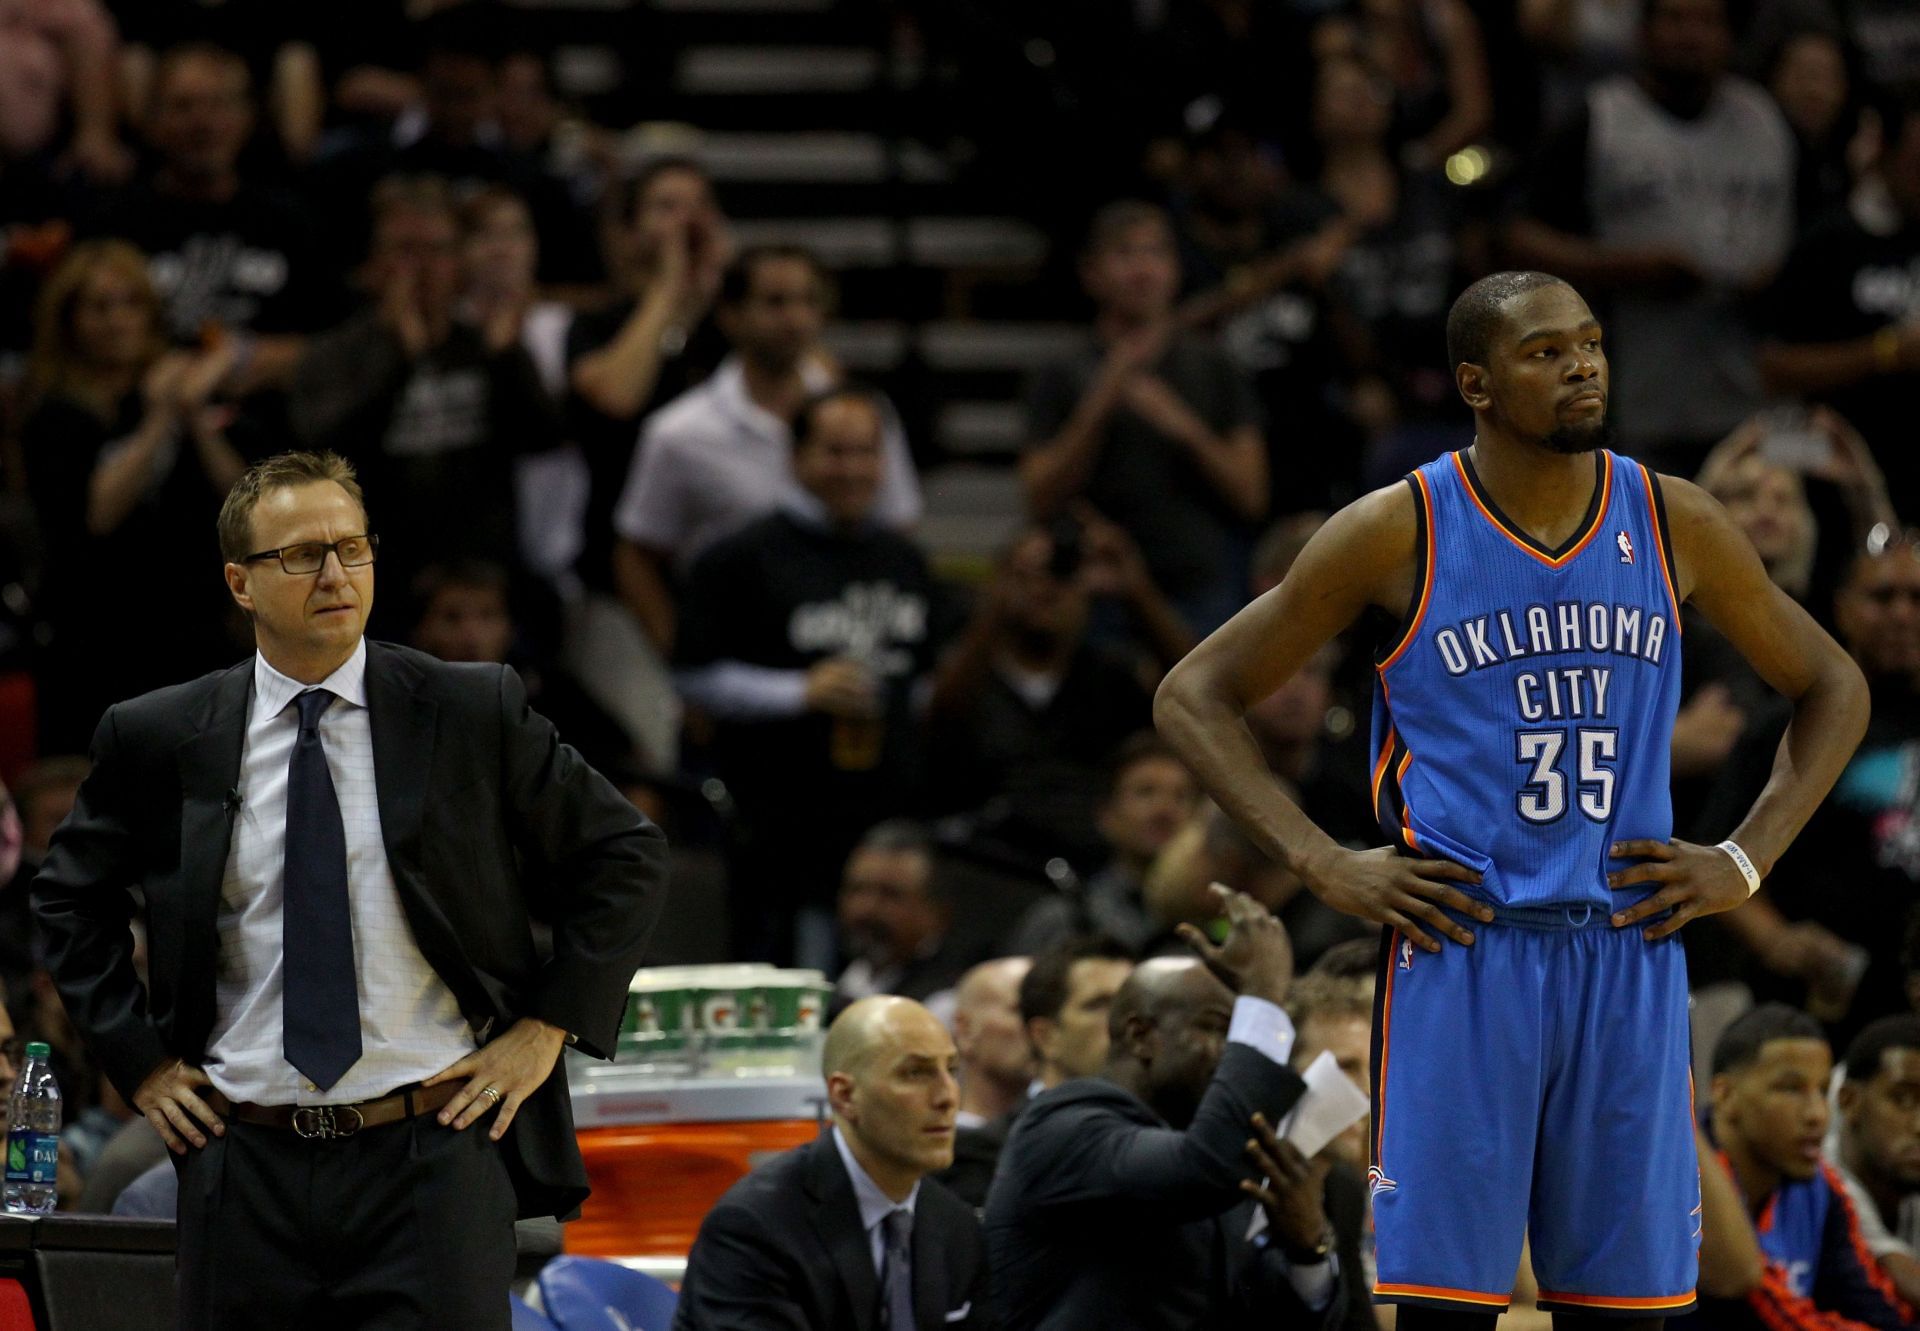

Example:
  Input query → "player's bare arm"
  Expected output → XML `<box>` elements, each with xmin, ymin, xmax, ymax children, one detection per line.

<box><xmin>1609</xmin><ymin>475</ymin><xmax>1870</xmax><ymax>940</ymax></box>
<box><xmin>1156</xmin><ymin>481</ymin><xmax>1492</xmax><ymax>955</ymax></box>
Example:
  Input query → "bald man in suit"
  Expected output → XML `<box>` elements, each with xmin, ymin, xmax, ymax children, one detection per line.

<box><xmin>675</xmin><ymin>996</ymin><xmax>992</xmax><ymax>1330</ymax></box>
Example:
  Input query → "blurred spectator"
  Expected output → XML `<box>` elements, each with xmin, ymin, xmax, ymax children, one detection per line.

<box><xmin>4</xmin><ymin>756</ymin><xmax>84</xmax><ymax>994</ymax></box>
<box><xmin>1828</xmin><ymin>1015</ymin><xmax>1920</xmax><ymax>1304</ymax></box>
<box><xmin>1308</xmin><ymin>55</ymin><xmax>1479</xmax><ymax>486</ymax></box>
<box><xmin>1316</xmin><ymin>0</ymin><xmax>1495</xmax><ymax>171</ymax></box>
<box><xmin>494</xmin><ymin>49</ymin><xmax>607</xmax><ymax>216</ymax></box>
<box><xmin>20</xmin><ymin>239</ymin><xmax>246</xmax><ymax>750</ymax></box>
<box><xmin>312</xmin><ymin>9</ymin><xmax>596</xmax><ymax>284</ymax></box>
<box><xmin>456</xmin><ymin>185</ymin><xmax>582</xmax><ymax>599</ymax></box>
<box><xmin>674</xmin><ymin>388</ymin><xmax>942</xmax><ymax>962</ymax></box>
<box><xmin>409</xmin><ymin>559</ymin><xmax>636</xmax><ymax>773</ymax></box>
<box><xmin>1760</xmin><ymin>94</ymin><xmax>1920</xmax><ymax>520</ymax></box>
<box><xmin>1698</xmin><ymin>537</ymin><xmax>1920</xmax><ymax>1044</ymax></box>
<box><xmin>674</xmin><ymin>996</ymin><xmax>991</xmax><ymax>1331</ymax></box>
<box><xmin>112</xmin><ymin>4</ymin><xmax>323</xmax><ymax>165</ymax></box>
<box><xmin>1007</xmin><ymin>732</ymin><xmax>1201</xmax><ymax>956</ymax></box>
<box><xmin>1021</xmin><ymin>936</ymin><xmax>1136</xmax><ymax>1092</ymax></box>
<box><xmin>933</xmin><ymin>936</ymin><xmax>1134</xmax><ymax>1211</ymax></box>
<box><xmin>986</xmin><ymin>903</ymin><xmax>1339</xmax><ymax>1331</ymax></box>
<box><xmin>611</xmin><ymin>245</ymin><xmax>920</xmax><ymax>655</ymax></box>
<box><xmin>1168</xmin><ymin>122</ymin><xmax>1359</xmax><ymax>517</ymax></box>
<box><xmin>0</xmin><ymin>0</ymin><xmax>128</xmax><ymax>184</ymax></box>
<box><xmin>832</xmin><ymin>822</ymin><xmax>982</xmax><ymax>1018</ymax></box>
<box><xmin>0</xmin><ymin>978</ymin><xmax>17</xmax><ymax>1133</ymax></box>
<box><xmin>1519</xmin><ymin>0</ymin><xmax>1644</xmax><ymax>123</ymax></box>
<box><xmin>1844</xmin><ymin>0</ymin><xmax>1920</xmax><ymax>96</ymax></box>
<box><xmin>1022</xmin><ymin>201</ymin><xmax>1268</xmax><ymax>632</ymax></box>
<box><xmin>559</xmin><ymin>159</ymin><xmax>730</xmax><ymax>762</ymax></box>
<box><xmin>925</xmin><ymin>521</ymin><xmax>1181</xmax><ymax>870</ymax></box>
<box><xmin>1704</xmin><ymin>1003</ymin><xmax>1912</xmax><ymax>1331</ymax></box>
<box><xmin>290</xmin><ymin>175</ymin><xmax>560</xmax><ymax>623</ymax></box>
<box><xmin>1508</xmin><ymin>0</ymin><xmax>1796</xmax><ymax>468</ymax></box>
<box><xmin>952</xmin><ymin>956</ymin><xmax>1034</xmax><ymax>1130</ymax></box>
<box><xmin>1763</xmin><ymin>29</ymin><xmax>1867</xmax><ymax>230</ymax></box>
<box><xmin>85</xmin><ymin>43</ymin><xmax>331</xmax><ymax>386</ymax></box>
<box><xmin>1287</xmin><ymin>971</ymin><xmax>1380</xmax><ymax>1331</ymax></box>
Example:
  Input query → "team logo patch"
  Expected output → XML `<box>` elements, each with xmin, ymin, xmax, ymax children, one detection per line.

<box><xmin>1368</xmin><ymin>1165</ymin><xmax>1398</xmax><ymax>1197</ymax></box>
<box><xmin>1617</xmin><ymin>530</ymin><xmax>1635</xmax><ymax>564</ymax></box>
<box><xmin>1398</xmin><ymin>936</ymin><xmax>1414</xmax><ymax>972</ymax></box>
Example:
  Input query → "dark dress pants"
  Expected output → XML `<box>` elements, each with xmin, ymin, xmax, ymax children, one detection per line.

<box><xmin>174</xmin><ymin>1111</ymin><xmax>517</xmax><ymax>1330</ymax></box>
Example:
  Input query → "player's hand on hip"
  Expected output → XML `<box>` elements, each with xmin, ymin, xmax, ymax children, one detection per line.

<box><xmin>1177</xmin><ymin>883</ymin><xmax>1295</xmax><ymax>1004</ymax></box>
<box><xmin>133</xmin><ymin>1057</ymin><xmax>225</xmax><ymax>1154</ymax></box>
<box><xmin>1306</xmin><ymin>846</ymin><xmax>1489</xmax><ymax>953</ymax></box>
<box><xmin>424</xmin><ymin>1017</ymin><xmax>569</xmax><ymax>1141</ymax></box>
<box><xmin>1608</xmin><ymin>838</ymin><xmax>1749</xmax><ymax>940</ymax></box>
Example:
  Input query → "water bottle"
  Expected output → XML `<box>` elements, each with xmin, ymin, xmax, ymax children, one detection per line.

<box><xmin>4</xmin><ymin>1042</ymin><xmax>60</xmax><ymax>1215</ymax></box>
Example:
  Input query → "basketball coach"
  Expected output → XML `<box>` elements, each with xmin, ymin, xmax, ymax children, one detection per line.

<box><xmin>32</xmin><ymin>451</ymin><xmax>668</xmax><ymax>1330</ymax></box>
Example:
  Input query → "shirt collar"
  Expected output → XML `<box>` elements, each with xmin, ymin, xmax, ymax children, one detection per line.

<box><xmin>831</xmin><ymin>1124</ymin><xmax>919</xmax><ymax>1232</ymax></box>
<box><xmin>710</xmin><ymin>354</ymin><xmax>835</xmax><ymax>440</ymax></box>
<box><xmin>253</xmin><ymin>638</ymin><xmax>369</xmax><ymax>721</ymax></box>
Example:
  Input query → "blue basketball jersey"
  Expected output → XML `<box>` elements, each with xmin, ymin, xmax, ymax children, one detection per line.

<box><xmin>1369</xmin><ymin>449</ymin><xmax>1684</xmax><ymax>913</ymax></box>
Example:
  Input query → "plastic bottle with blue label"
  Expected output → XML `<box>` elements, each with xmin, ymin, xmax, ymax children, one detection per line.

<box><xmin>4</xmin><ymin>1041</ymin><xmax>61</xmax><ymax>1215</ymax></box>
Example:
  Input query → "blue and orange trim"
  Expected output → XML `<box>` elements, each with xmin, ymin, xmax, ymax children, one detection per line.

<box><xmin>1452</xmin><ymin>448</ymin><xmax>1614</xmax><ymax>570</ymax></box>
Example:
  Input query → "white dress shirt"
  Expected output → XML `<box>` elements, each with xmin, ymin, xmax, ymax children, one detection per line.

<box><xmin>202</xmin><ymin>639</ymin><xmax>476</xmax><ymax>1105</ymax></box>
<box><xmin>831</xmin><ymin>1124</ymin><xmax>921</xmax><ymax>1277</ymax></box>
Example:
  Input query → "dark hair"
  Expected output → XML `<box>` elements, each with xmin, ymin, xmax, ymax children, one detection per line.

<box><xmin>718</xmin><ymin>243</ymin><xmax>825</xmax><ymax>307</ymax></box>
<box><xmin>1020</xmin><ymin>935</ymin><xmax>1135</xmax><ymax>1027</ymax></box>
<box><xmin>849</xmin><ymin>820</ymin><xmax>949</xmax><ymax>904</ymax></box>
<box><xmin>793</xmin><ymin>384</ymin><xmax>885</xmax><ymax>452</ymax></box>
<box><xmin>152</xmin><ymin>41</ymin><xmax>253</xmax><ymax>106</ymax></box>
<box><xmin>1844</xmin><ymin>1015</ymin><xmax>1920</xmax><ymax>1084</ymax></box>
<box><xmin>606</xmin><ymin>155</ymin><xmax>711</xmax><ymax>230</ymax></box>
<box><xmin>412</xmin><ymin>559</ymin><xmax>511</xmax><ymax>613</ymax></box>
<box><xmin>1712</xmin><ymin>1002</ymin><xmax>1827</xmax><ymax>1075</ymax></box>
<box><xmin>218</xmin><ymin>452</ymin><xmax>366</xmax><ymax>563</ymax></box>
<box><xmin>1083</xmin><ymin>200</ymin><xmax>1174</xmax><ymax>259</ymax></box>
<box><xmin>1445</xmin><ymin>270</ymin><xmax>1570</xmax><ymax>370</ymax></box>
<box><xmin>1105</xmin><ymin>731</ymin><xmax>1188</xmax><ymax>801</ymax></box>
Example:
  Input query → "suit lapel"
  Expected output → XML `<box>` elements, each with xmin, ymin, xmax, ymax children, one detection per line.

<box><xmin>806</xmin><ymin>1136</ymin><xmax>879</xmax><ymax>1331</ymax></box>
<box><xmin>172</xmin><ymin>662</ymin><xmax>253</xmax><ymax>1048</ymax></box>
<box><xmin>363</xmin><ymin>642</ymin><xmax>436</xmax><ymax>877</ymax></box>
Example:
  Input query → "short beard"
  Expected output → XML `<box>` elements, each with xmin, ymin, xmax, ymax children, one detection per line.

<box><xmin>1540</xmin><ymin>416</ymin><xmax>1615</xmax><ymax>455</ymax></box>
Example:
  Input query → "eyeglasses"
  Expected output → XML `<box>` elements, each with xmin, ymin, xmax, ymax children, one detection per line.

<box><xmin>242</xmin><ymin>534</ymin><xmax>379</xmax><ymax>576</ymax></box>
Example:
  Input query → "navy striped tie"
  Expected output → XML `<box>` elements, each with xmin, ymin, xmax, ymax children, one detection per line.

<box><xmin>282</xmin><ymin>689</ymin><xmax>361</xmax><ymax>1090</ymax></box>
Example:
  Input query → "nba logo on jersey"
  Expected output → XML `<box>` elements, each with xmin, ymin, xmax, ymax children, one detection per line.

<box><xmin>1399</xmin><ymin>936</ymin><xmax>1414</xmax><ymax>972</ymax></box>
<box><xmin>1617</xmin><ymin>530</ymin><xmax>1635</xmax><ymax>564</ymax></box>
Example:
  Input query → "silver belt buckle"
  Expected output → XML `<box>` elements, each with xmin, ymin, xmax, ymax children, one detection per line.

<box><xmin>292</xmin><ymin>1104</ymin><xmax>364</xmax><ymax>1140</ymax></box>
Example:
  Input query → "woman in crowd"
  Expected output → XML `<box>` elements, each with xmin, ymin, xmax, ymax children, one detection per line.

<box><xmin>19</xmin><ymin>239</ymin><xmax>246</xmax><ymax>751</ymax></box>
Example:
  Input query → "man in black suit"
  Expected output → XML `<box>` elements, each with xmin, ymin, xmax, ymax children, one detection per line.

<box><xmin>31</xmin><ymin>451</ymin><xmax>666</xmax><ymax>1330</ymax></box>
<box><xmin>986</xmin><ymin>887</ymin><xmax>1344</xmax><ymax>1330</ymax></box>
<box><xmin>674</xmin><ymin>995</ymin><xmax>991</xmax><ymax>1330</ymax></box>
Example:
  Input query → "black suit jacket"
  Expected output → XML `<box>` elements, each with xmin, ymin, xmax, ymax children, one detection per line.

<box><xmin>30</xmin><ymin>641</ymin><xmax>667</xmax><ymax>1220</ymax></box>
<box><xmin>984</xmin><ymin>1044</ymin><xmax>1341</xmax><ymax>1331</ymax></box>
<box><xmin>673</xmin><ymin>1131</ymin><xmax>993</xmax><ymax>1331</ymax></box>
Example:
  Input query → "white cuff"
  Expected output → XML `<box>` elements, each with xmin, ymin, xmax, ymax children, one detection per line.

<box><xmin>1228</xmin><ymin>996</ymin><xmax>1297</xmax><ymax>1067</ymax></box>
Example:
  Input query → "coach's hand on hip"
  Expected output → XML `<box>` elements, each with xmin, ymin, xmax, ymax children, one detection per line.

<box><xmin>423</xmin><ymin>1017</ymin><xmax>569</xmax><ymax>1140</ymax></box>
<box><xmin>1607</xmin><ymin>839</ymin><xmax>1751</xmax><ymax>940</ymax></box>
<box><xmin>135</xmin><ymin>1057</ymin><xmax>227</xmax><ymax>1154</ymax></box>
<box><xmin>1301</xmin><ymin>845</ymin><xmax>1492</xmax><ymax>954</ymax></box>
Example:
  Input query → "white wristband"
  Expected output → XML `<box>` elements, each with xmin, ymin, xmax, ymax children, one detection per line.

<box><xmin>1715</xmin><ymin>840</ymin><xmax>1762</xmax><ymax>897</ymax></box>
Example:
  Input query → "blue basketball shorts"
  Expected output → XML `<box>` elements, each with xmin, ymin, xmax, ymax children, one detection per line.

<box><xmin>1368</xmin><ymin>911</ymin><xmax>1700</xmax><ymax>1317</ymax></box>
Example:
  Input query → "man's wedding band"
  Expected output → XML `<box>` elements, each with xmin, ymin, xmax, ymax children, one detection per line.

<box><xmin>480</xmin><ymin>1085</ymin><xmax>502</xmax><ymax>1104</ymax></box>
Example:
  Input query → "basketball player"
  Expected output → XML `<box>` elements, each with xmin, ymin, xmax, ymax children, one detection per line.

<box><xmin>1157</xmin><ymin>271</ymin><xmax>1870</xmax><ymax>1331</ymax></box>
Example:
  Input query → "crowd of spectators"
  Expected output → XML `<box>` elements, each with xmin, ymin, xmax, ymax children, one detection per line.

<box><xmin>2</xmin><ymin>0</ymin><xmax>1920</xmax><ymax>1321</ymax></box>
